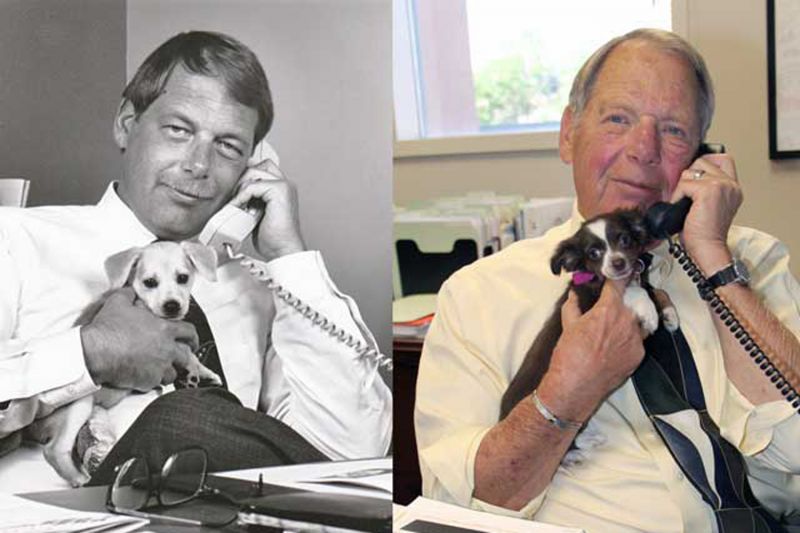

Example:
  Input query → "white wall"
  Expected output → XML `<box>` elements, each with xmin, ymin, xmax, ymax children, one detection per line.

<box><xmin>394</xmin><ymin>1</ymin><xmax>800</xmax><ymax>278</ymax></box>
<box><xmin>0</xmin><ymin>0</ymin><xmax>125</xmax><ymax>207</ymax></box>
<box><xmin>127</xmin><ymin>0</ymin><xmax>393</xmax><ymax>354</ymax></box>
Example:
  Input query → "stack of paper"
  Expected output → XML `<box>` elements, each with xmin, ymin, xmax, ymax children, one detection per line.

<box><xmin>0</xmin><ymin>493</ymin><xmax>146</xmax><ymax>533</ymax></box>
<box><xmin>394</xmin><ymin>497</ymin><xmax>585</xmax><ymax>533</ymax></box>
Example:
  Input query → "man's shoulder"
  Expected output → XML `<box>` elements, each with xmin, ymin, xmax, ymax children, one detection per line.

<box><xmin>728</xmin><ymin>224</ymin><xmax>787</xmax><ymax>260</ymax></box>
<box><xmin>446</xmin><ymin>224</ymin><xmax>573</xmax><ymax>287</ymax></box>
<box><xmin>0</xmin><ymin>204</ymin><xmax>98</xmax><ymax>240</ymax></box>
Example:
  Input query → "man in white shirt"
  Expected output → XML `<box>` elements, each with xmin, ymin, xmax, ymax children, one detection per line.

<box><xmin>416</xmin><ymin>29</ymin><xmax>800</xmax><ymax>532</ymax></box>
<box><xmin>0</xmin><ymin>31</ymin><xmax>391</xmax><ymax>491</ymax></box>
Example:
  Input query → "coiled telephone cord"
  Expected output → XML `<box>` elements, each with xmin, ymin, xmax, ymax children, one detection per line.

<box><xmin>223</xmin><ymin>243</ymin><xmax>393</xmax><ymax>372</ymax></box>
<box><xmin>667</xmin><ymin>238</ymin><xmax>800</xmax><ymax>415</ymax></box>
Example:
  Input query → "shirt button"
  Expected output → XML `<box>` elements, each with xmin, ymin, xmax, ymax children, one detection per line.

<box><xmin>675</xmin><ymin>471</ymin><xmax>685</xmax><ymax>481</ymax></box>
<box><xmin>67</xmin><ymin>385</ymin><xmax>76</xmax><ymax>395</ymax></box>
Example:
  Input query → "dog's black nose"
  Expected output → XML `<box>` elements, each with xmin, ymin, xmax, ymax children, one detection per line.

<box><xmin>612</xmin><ymin>257</ymin><xmax>627</xmax><ymax>271</ymax></box>
<box><xmin>162</xmin><ymin>300</ymin><xmax>181</xmax><ymax>318</ymax></box>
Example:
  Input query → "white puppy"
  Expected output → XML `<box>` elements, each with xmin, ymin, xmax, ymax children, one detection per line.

<box><xmin>25</xmin><ymin>241</ymin><xmax>222</xmax><ymax>486</ymax></box>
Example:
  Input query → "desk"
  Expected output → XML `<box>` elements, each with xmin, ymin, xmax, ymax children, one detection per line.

<box><xmin>393</xmin><ymin>336</ymin><xmax>423</xmax><ymax>506</ymax></box>
<box><xmin>22</xmin><ymin>484</ymin><xmax>255</xmax><ymax>532</ymax></box>
<box><xmin>21</xmin><ymin>458</ymin><xmax>392</xmax><ymax>532</ymax></box>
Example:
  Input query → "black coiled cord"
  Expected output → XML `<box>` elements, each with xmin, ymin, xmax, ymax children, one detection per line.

<box><xmin>668</xmin><ymin>238</ymin><xmax>800</xmax><ymax>414</ymax></box>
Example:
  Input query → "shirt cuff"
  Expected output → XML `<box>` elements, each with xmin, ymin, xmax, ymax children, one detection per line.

<box><xmin>719</xmin><ymin>379</ymin><xmax>796</xmax><ymax>457</ymax></box>
<box><xmin>0</xmin><ymin>328</ymin><xmax>91</xmax><ymax>401</ymax></box>
<box><xmin>262</xmin><ymin>250</ymin><xmax>336</xmax><ymax>305</ymax></box>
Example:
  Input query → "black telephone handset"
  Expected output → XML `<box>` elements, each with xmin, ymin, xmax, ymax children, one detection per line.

<box><xmin>644</xmin><ymin>143</ymin><xmax>725</xmax><ymax>239</ymax></box>
<box><xmin>643</xmin><ymin>143</ymin><xmax>800</xmax><ymax>414</ymax></box>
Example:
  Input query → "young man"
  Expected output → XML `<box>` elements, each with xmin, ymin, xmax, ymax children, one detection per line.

<box><xmin>0</xmin><ymin>31</ymin><xmax>391</xmax><ymax>489</ymax></box>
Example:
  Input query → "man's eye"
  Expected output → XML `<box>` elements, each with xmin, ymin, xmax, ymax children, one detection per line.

<box><xmin>176</xmin><ymin>273</ymin><xmax>189</xmax><ymax>285</ymax></box>
<box><xmin>588</xmin><ymin>248</ymin><xmax>603</xmax><ymax>260</ymax></box>
<box><xmin>607</xmin><ymin>114</ymin><xmax>629</xmax><ymax>125</ymax></box>
<box><xmin>165</xmin><ymin>125</ymin><xmax>191</xmax><ymax>138</ymax></box>
<box><xmin>143</xmin><ymin>277</ymin><xmax>158</xmax><ymax>289</ymax></box>
<box><xmin>662</xmin><ymin>124</ymin><xmax>687</xmax><ymax>138</ymax></box>
<box><xmin>217</xmin><ymin>140</ymin><xmax>243</xmax><ymax>159</ymax></box>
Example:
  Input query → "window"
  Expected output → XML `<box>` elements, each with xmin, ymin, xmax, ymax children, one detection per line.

<box><xmin>394</xmin><ymin>0</ymin><xmax>679</xmax><ymax>153</ymax></box>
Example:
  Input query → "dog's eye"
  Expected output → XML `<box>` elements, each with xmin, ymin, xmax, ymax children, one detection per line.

<box><xmin>618</xmin><ymin>234</ymin><xmax>631</xmax><ymax>248</ymax></box>
<box><xmin>176</xmin><ymin>273</ymin><xmax>189</xmax><ymax>285</ymax></box>
<box><xmin>143</xmin><ymin>277</ymin><xmax>158</xmax><ymax>289</ymax></box>
<box><xmin>588</xmin><ymin>247</ymin><xmax>603</xmax><ymax>260</ymax></box>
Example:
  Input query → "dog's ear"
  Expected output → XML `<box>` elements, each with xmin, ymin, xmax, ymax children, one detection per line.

<box><xmin>104</xmin><ymin>248</ymin><xmax>143</xmax><ymax>288</ymax></box>
<box><xmin>617</xmin><ymin>209</ymin><xmax>650</xmax><ymax>245</ymax></box>
<box><xmin>182</xmin><ymin>242</ymin><xmax>218</xmax><ymax>282</ymax></box>
<box><xmin>550</xmin><ymin>239</ymin><xmax>581</xmax><ymax>275</ymax></box>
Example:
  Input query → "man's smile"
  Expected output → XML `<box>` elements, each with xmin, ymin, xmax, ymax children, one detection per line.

<box><xmin>162</xmin><ymin>182</ymin><xmax>215</xmax><ymax>203</ymax></box>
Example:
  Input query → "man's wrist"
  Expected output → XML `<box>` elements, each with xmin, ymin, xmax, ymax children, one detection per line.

<box><xmin>531</xmin><ymin>389</ymin><xmax>583</xmax><ymax>431</ymax></box>
<box><xmin>686</xmin><ymin>241</ymin><xmax>733</xmax><ymax>278</ymax></box>
<box><xmin>79</xmin><ymin>325</ymin><xmax>105</xmax><ymax>385</ymax></box>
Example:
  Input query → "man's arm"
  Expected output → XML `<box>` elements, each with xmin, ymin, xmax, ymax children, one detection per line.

<box><xmin>0</xmin><ymin>221</ymin><xmax>203</xmax><ymax>436</ymax></box>
<box><xmin>473</xmin><ymin>282</ymin><xmax>645</xmax><ymax>510</ymax></box>
<box><xmin>257</xmin><ymin>250</ymin><xmax>392</xmax><ymax>460</ymax></box>
<box><xmin>235</xmin><ymin>161</ymin><xmax>391</xmax><ymax>460</ymax></box>
<box><xmin>674</xmin><ymin>154</ymin><xmax>800</xmax><ymax>407</ymax></box>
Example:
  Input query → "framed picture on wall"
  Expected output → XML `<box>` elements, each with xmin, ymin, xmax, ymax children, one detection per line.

<box><xmin>767</xmin><ymin>0</ymin><xmax>800</xmax><ymax>159</ymax></box>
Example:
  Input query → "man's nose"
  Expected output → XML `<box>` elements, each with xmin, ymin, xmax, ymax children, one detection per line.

<box><xmin>626</xmin><ymin>119</ymin><xmax>661</xmax><ymax>166</ymax></box>
<box><xmin>180</xmin><ymin>140</ymin><xmax>212</xmax><ymax>177</ymax></box>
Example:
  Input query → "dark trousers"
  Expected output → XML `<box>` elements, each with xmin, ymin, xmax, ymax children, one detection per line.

<box><xmin>88</xmin><ymin>387</ymin><xmax>329</xmax><ymax>486</ymax></box>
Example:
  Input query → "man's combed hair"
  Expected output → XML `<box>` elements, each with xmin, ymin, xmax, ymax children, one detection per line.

<box><xmin>568</xmin><ymin>28</ymin><xmax>715</xmax><ymax>140</ymax></box>
<box><xmin>122</xmin><ymin>31</ymin><xmax>273</xmax><ymax>146</ymax></box>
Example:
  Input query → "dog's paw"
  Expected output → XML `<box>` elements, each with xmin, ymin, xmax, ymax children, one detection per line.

<box><xmin>623</xmin><ymin>286</ymin><xmax>659</xmax><ymax>335</ymax></box>
<box><xmin>661</xmin><ymin>306</ymin><xmax>680</xmax><ymax>332</ymax></box>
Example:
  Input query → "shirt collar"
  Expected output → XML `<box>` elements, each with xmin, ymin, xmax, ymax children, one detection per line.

<box><xmin>96</xmin><ymin>182</ymin><xmax>157</xmax><ymax>246</ymax></box>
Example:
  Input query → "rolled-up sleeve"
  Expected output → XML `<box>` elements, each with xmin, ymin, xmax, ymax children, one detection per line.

<box><xmin>717</xmin><ymin>230</ymin><xmax>800</xmax><ymax>473</ymax></box>
<box><xmin>415</xmin><ymin>275</ymin><xmax>548</xmax><ymax>515</ymax></box>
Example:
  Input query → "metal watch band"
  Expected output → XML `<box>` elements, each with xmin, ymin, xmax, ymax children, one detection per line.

<box><xmin>706</xmin><ymin>259</ymin><xmax>750</xmax><ymax>290</ymax></box>
<box><xmin>531</xmin><ymin>389</ymin><xmax>583</xmax><ymax>431</ymax></box>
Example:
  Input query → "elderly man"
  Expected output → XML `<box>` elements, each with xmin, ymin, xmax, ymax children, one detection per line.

<box><xmin>416</xmin><ymin>29</ymin><xmax>800</xmax><ymax>532</ymax></box>
<box><xmin>0</xmin><ymin>31</ymin><xmax>391</xmax><ymax>490</ymax></box>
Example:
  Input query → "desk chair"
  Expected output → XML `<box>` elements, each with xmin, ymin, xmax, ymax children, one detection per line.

<box><xmin>0</xmin><ymin>178</ymin><xmax>31</xmax><ymax>207</ymax></box>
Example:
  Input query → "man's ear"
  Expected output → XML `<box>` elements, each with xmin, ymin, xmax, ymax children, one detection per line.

<box><xmin>105</xmin><ymin>247</ymin><xmax>143</xmax><ymax>288</ymax></box>
<box><xmin>181</xmin><ymin>242</ymin><xmax>218</xmax><ymax>282</ymax></box>
<box><xmin>559</xmin><ymin>106</ymin><xmax>575</xmax><ymax>164</ymax></box>
<box><xmin>113</xmin><ymin>99</ymin><xmax>137</xmax><ymax>152</ymax></box>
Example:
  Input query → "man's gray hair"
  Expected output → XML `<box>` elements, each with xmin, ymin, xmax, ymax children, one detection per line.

<box><xmin>567</xmin><ymin>28</ymin><xmax>715</xmax><ymax>140</ymax></box>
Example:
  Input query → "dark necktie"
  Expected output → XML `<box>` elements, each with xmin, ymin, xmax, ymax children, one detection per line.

<box><xmin>631</xmin><ymin>254</ymin><xmax>785</xmax><ymax>533</ymax></box>
<box><xmin>179</xmin><ymin>296</ymin><xmax>227</xmax><ymax>389</ymax></box>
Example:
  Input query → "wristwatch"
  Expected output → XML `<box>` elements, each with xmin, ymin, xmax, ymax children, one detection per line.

<box><xmin>706</xmin><ymin>259</ymin><xmax>750</xmax><ymax>289</ymax></box>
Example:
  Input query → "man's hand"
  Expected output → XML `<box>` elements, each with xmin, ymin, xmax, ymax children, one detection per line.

<box><xmin>80</xmin><ymin>287</ymin><xmax>200</xmax><ymax>391</ymax></box>
<box><xmin>228</xmin><ymin>159</ymin><xmax>306</xmax><ymax>262</ymax></box>
<box><xmin>538</xmin><ymin>280</ymin><xmax>646</xmax><ymax>423</ymax></box>
<box><xmin>671</xmin><ymin>153</ymin><xmax>742</xmax><ymax>275</ymax></box>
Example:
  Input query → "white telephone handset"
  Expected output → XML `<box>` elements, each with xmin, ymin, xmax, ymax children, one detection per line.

<box><xmin>197</xmin><ymin>140</ymin><xmax>391</xmax><ymax>371</ymax></box>
<box><xmin>198</xmin><ymin>140</ymin><xmax>280</xmax><ymax>253</ymax></box>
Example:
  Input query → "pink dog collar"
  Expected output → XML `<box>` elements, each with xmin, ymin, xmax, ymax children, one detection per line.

<box><xmin>572</xmin><ymin>271</ymin><xmax>597</xmax><ymax>286</ymax></box>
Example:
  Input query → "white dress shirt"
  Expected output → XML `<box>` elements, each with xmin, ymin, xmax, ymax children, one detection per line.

<box><xmin>416</xmin><ymin>208</ymin><xmax>800</xmax><ymax>533</ymax></box>
<box><xmin>0</xmin><ymin>183</ymin><xmax>391</xmax><ymax>492</ymax></box>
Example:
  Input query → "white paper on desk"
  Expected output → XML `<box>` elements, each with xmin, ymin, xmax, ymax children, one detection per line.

<box><xmin>0</xmin><ymin>493</ymin><xmax>147</xmax><ymax>533</ymax></box>
<box><xmin>393</xmin><ymin>497</ymin><xmax>584</xmax><ymax>533</ymax></box>
<box><xmin>216</xmin><ymin>457</ymin><xmax>392</xmax><ymax>500</ymax></box>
